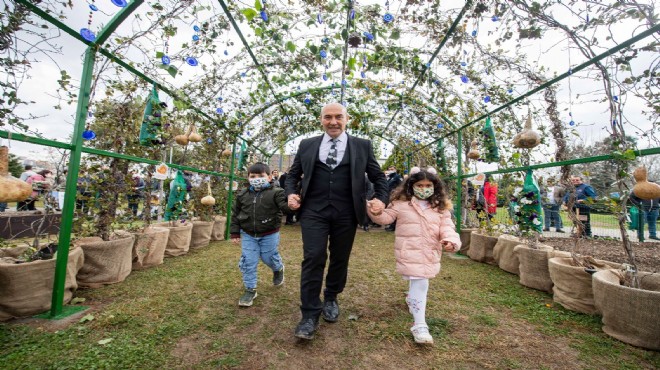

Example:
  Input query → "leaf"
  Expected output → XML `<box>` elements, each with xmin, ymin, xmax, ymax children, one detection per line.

<box><xmin>79</xmin><ymin>314</ymin><xmax>94</xmax><ymax>323</ymax></box>
<box><xmin>242</xmin><ymin>8</ymin><xmax>257</xmax><ymax>22</ymax></box>
<box><xmin>98</xmin><ymin>338</ymin><xmax>113</xmax><ymax>345</ymax></box>
<box><xmin>348</xmin><ymin>314</ymin><xmax>359</xmax><ymax>321</ymax></box>
<box><xmin>390</xmin><ymin>29</ymin><xmax>400</xmax><ymax>40</ymax></box>
<box><xmin>167</xmin><ymin>65</ymin><xmax>178</xmax><ymax>78</ymax></box>
<box><xmin>348</xmin><ymin>56</ymin><xmax>356</xmax><ymax>71</ymax></box>
<box><xmin>70</xmin><ymin>297</ymin><xmax>86</xmax><ymax>304</ymax></box>
<box><xmin>282</xmin><ymin>40</ymin><xmax>296</xmax><ymax>53</ymax></box>
<box><xmin>155</xmin><ymin>51</ymin><xmax>164</xmax><ymax>58</ymax></box>
<box><xmin>254</xmin><ymin>0</ymin><xmax>262</xmax><ymax>11</ymax></box>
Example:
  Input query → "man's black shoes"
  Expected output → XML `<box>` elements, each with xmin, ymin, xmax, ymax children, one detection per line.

<box><xmin>322</xmin><ymin>300</ymin><xmax>339</xmax><ymax>323</ymax></box>
<box><xmin>294</xmin><ymin>317</ymin><xmax>319</xmax><ymax>340</ymax></box>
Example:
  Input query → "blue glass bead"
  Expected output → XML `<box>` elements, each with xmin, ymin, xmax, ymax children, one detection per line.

<box><xmin>569</xmin><ymin>120</ymin><xmax>575</xmax><ymax>126</ymax></box>
<box><xmin>216</xmin><ymin>108</ymin><xmax>224</xmax><ymax>114</ymax></box>
<box><xmin>193</xmin><ymin>25</ymin><xmax>200</xmax><ymax>32</ymax></box>
<box><xmin>507</xmin><ymin>88</ymin><xmax>513</xmax><ymax>94</ymax></box>
<box><xmin>207</xmin><ymin>138</ymin><xmax>213</xmax><ymax>144</ymax></box>
<box><xmin>484</xmin><ymin>96</ymin><xmax>491</xmax><ymax>103</ymax></box>
<box><xmin>80</xmin><ymin>28</ymin><xmax>96</xmax><ymax>42</ymax></box>
<box><xmin>111</xmin><ymin>0</ymin><xmax>127</xmax><ymax>7</ymax></box>
<box><xmin>363</xmin><ymin>32</ymin><xmax>374</xmax><ymax>41</ymax></box>
<box><xmin>613</xmin><ymin>95</ymin><xmax>618</xmax><ymax>102</ymax></box>
<box><xmin>322</xmin><ymin>74</ymin><xmax>328</xmax><ymax>81</ymax></box>
<box><xmin>460</xmin><ymin>61</ymin><xmax>467</xmax><ymax>67</ymax></box>
<box><xmin>491</xmin><ymin>15</ymin><xmax>499</xmax><ymax>21</ymax></box>
<box><xmin>317</xmin><ymin>14</ymin><xmax>323</xmax><ymax>24</ymax></box>
<box><xmin>437</xmin><ymin>123</ymin><xmax>443</xmax><ymax>129</ymax></box>
<box><xmin>161</xmin><ymin>55</ymin><xmax>170</xmax><ymax>65</ymax></box>
<box><xmin>341</xmin><ymin>79</ymin><xmax>347</xmax><ymax>85</ymax></box>
<box><xmin>89</xmin><ymin>4</ymin><xmax>98</xmax><ymax>11</ymax></box>
<box><xmin>460</xmin><ymin>75</ymin><xmax>469</xmax><ymax>83</ymax></box>
<box><xmin>320</xmin><ymin>50</ymin><xmax>327</xmax><ymax>58</ymax></box>
<box><xmin>471</xmin><ymin>30</ymin><xmax>477</xmax><ymax>37</ymax></box>
<box><xmin>383</xmin><ymin>13</ymin><xmax>394</xmax><ymax>23</ymax></box>
<box><xmin>350</xmin><ymin>9</ymin><xmax>355</xmax><ymax>19</ymax></box>
<box><xmin>260</xmin><ymin>10</ymin><xmax>268</xmax><ymax>21</ymax></box>
<box><xmin>361</xmin><ymin>71</ymin><xmax>366</xmax><ymax>78</ymax></box>
<box><xmin>186</xmin><ymin>57</ymin><xmax>198</xmax><ymax>66</ymax></box>
<box><xmin>415</xmin><ymin>139</ymin><xmax>420</xmax><ymax>144</ymax></box>
<box><xmin>82</xmin><ymin>130</ymin><xmax>96</xmax><ymax>140</ymax></box>
<box><xmin>304</xmin><ymin>98</ymin><xmax>311</xmax><ymax>104</ymax></box>
<box><xmin>241</xmin><ymin>72</ymin><xmax>246</xmax><ymax>77</ymax></box>
<box><xmin>192</xmin><ymin>35</ymin><xmax>200</xmax><ymax>41</ymax></box>
<box><xmin>224</xmin><ymin>50</ymin><xmax>228</xmax><ymax>56</ymax></box>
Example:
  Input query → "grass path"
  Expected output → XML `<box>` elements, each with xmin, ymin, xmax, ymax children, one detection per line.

<box><xmin>1</xmin><ymin>227</ymin><xmax>658</xmax><ymax>369</ymax></box>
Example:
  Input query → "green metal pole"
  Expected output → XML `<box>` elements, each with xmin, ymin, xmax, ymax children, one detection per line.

<box><xmin>455</xmin><ymin>129</ymin><xmax>463</xmax><ymax>233</ymax></box>
<box><xmin>224</xmin><ymin>142</ymin><xmax>238</xmax><ymax>240</ymax></box>
<box><xmin>50</xmin><ymin>47</ymin><xmax>96</xmax><ymax>317</ymax></box>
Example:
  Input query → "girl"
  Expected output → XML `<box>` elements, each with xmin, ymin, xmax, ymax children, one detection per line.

<box><xmin>367</xmin><ymin>166</ymin><xmax>460</xmax><ymax>345</ymax></box>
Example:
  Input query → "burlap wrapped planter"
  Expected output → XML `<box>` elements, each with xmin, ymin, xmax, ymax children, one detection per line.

<box><xmin>459</xmin><ymin>228</ymin><xmax>477</xmax><ymax>254</ymax></box>
<box><xmin>548</xmin><ymin>257</ymin><xmax>619</xmax><ymax>315</ymax></box>
<box><xmin>211</xmin><ymin>216</ymin><xmax>227</xmax><ymax>241</ymax></box>
<box><xmin>493</xmin><ymin>234</ymin><xmax>523</xmax><ymax>275</ymax></box>
<box><xmin>593</xmin><ymin>269</ymin><xmax>660</xmax><ymax>351</ymax></box>
<box><xmin>190</xmin><ymin>221</ymin><xmax>214</xmax><ymax>249</ymax></box>
<box><xmin>132</xmin><ymin>226</ymin><xmax>170</xmax><ymax>270</ymax></box>
<box><xmin>154</xmin><ymin>221</ymin><xmax>193</xmax><ymax>257</ymax></box>
<box><xmin>514</xmin><ymin>244</ymin><xmax>555</xmax><ymax>293</ymax></box>
<box><xmin>0</xmin><ymin>247</ymin><xmax>84</xmax><ymax>321</ymax></box>
<box><xmin>75</xmin><ymin>233</ymin><xmax>135</xmax><ymax>288</ymax></box>
<box><xmin>467</xmin><ymin>232</ymin><xmax>499</xmax><ymax>265</ymax></box>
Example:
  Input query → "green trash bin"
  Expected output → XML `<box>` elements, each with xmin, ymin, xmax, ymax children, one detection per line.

<box><xmin>628</xmin><ymin>206</ymin><xmax>639</xmax><ymax>231</ymax></box>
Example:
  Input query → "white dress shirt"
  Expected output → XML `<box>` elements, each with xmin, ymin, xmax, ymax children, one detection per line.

<box><xmin>319</xmin><ymin>131</ymin><xmax>347</xmax><ymax>165</ymax></box>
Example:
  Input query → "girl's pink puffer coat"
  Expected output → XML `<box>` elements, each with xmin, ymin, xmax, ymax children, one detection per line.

<box><xmin>368</xmin><ymin>198</ymin><xmax>461</xmax><ymax>278</ymax></box>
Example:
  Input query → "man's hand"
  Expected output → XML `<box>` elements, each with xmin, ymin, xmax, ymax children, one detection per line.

<box><xmin>231</xmin><ymin>237</ymin><xmax>240</xmax><ymax>245</ymax></box>
<box><xmin>288</xmin><ymin>194</ymin><xmax>301</xmax><ymax>210</ymax></box>
<box><xmin>441</xmin><ymin>240</ymin><xmax>458</xmax><ymax>252</ymax></box>
<box><xmin>367</xmin><ymin>199</ymin><xmax>385</xmax><ymax>215</ymax></box>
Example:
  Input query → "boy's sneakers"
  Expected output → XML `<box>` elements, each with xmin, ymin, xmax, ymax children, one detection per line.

<box><xmin>238</xmin><ymin>288</ymin><xmax>257</xmax><ymax>307</ymax></box>
<box><xmin>411</xmin><ymin>323</ymin><xmax>434</xmax><ymax>344</ymax></box>
<box><xmin>273</xmin><ymin>267</ymin><xmax>284</xmax><ymax>286</ymax></box>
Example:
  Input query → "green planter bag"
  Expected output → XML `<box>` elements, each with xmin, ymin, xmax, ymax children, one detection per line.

<box><xmin>480</xmin><ymin>116</ymin><xmax>499</xmax><ymax>163</ymax></box>
<box><xmin>513</xmin><ymin>170</ymin><xmax>543</xmax><ymax>234</ymax></box>
<box><xmin>164</xmin><ymin>171</ymin><xmax>188</xmax><ymax>221</ymax></box>
<box><xmin>139</xmin><ymin>86</ymin><xmax>166</xmax><ymax>146</ymax></box>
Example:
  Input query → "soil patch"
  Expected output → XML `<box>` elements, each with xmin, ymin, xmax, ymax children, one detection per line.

<box><xmin>540</xmin><ymin>237</ymin><xmax>659</xmax><ymax>273</ymax></box>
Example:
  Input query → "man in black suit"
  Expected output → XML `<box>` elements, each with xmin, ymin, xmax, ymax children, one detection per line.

<box><xmin>286</xmin><ymin>102</ymin><xmax>389</xmax><ymax>340</ymax></box>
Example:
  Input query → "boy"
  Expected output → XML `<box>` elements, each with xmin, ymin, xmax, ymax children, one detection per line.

<box><xmin>231</xmin><ymin>162</ymin><xmax>291</xmax><ymax>307</ymax></box>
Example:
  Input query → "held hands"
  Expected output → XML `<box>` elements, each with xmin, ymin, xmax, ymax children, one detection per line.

<box><xmin>288</xmin><ymin>194</ymin><xmax>301</xmax><ymax>210</ymax></box>
<box><xmin>366</xmin><ymin>199</ymin><xmax>385</xmax><ymax>215</ymax></box>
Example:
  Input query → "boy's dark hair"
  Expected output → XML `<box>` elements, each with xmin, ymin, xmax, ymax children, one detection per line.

<box><xmin>390</xmin><ymin>169</ymin><xmax>452</xmax><ymax>210</ymax></box>
<box><xmin>24</xmin><ymin>165</ymin><xmax>32</xmax><ymax>170</ymax></box>
<box><xmin>248</xmin><ymin>162</ymin><xmax>270</xmax><ymax>175</ymax></box>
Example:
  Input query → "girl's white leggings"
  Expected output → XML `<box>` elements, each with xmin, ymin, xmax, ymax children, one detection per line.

<box><xmin>406</xmin><ymin>278</ymin><xmax>429</xmax><ymax>326</ymax></box>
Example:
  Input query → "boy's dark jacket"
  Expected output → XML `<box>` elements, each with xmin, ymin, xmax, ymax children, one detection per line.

<box><xmin>230</xmin><ymin>184</ymin><xmax>290</xmax><ymax>238</ymax></box>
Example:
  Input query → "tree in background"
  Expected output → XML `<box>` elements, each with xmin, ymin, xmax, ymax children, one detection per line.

<box><xmin>8</xmin><ymin>153</ymin><xmax>22</xmax><ymax>178</ymax></box>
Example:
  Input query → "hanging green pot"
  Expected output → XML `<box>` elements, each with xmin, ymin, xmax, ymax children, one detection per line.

<box><xmin>480</xmin><ymin>116</ymin><xmax>499</xmax><ymax>163</ymax></box>
<box><xmin>164</xmin><ymin>170</ymin><xmax>188</xmax><ymax>221</ymax></box>
<box><xmin>139</xmin><ymin>86</ymin><xmax>166</xmax><ymax>146</ymax></box>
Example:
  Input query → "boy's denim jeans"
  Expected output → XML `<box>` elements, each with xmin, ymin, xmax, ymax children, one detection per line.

<box><xmin>239</xmin><ymin>230</ymin><xmax>284</xmax><ymax>289</ymax></box>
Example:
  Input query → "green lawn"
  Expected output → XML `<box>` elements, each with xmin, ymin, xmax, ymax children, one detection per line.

<box><xmin>1</xmin><ymin>227</ymin><xmax>658</xmax><ymax>369</ymax></box>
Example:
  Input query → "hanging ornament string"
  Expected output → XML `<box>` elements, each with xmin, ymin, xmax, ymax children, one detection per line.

<box><xmin>161</xmin><ymin>24</ymin><xmax>171</xmax><ymax>65</ymax></box>
<box><xmin>80</xmin><ymin>0</ymin><xmax>98</xmax><ymax>42</ymax></box>
<box><xmin>567</xmin><ymin>39</ymin><xmax>575</xmax><ymax>127</ymax></box>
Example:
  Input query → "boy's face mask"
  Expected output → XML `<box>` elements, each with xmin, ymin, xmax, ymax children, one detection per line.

<box><xmin>413</xmin><ymin>186</ymin><xmax>434</xmax><ymax>199</ymax></box>
<box><xmin>249</xmin><ymin>177</ymin><xmax>270</xmax><ymax>191</ymax></box>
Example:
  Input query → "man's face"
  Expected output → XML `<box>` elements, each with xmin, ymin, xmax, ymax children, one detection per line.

<box><xmin>388</xmin><ymin>167</ymin><xmax>396</xmax><ymax>173</ymax></box>
<box><xmin>320</xmin><ymin>103</ymin><xmax>348</xmax><ymax>138</ymax></box>
<box><xmin>272</xmin><ymin>170</ymin><xmax>279</xmax><ymax>177</ymax></box>
<box><xmin>571</xmin><ymin>177</ymin><xmax>582</xmax><ymax>185</ymax></box>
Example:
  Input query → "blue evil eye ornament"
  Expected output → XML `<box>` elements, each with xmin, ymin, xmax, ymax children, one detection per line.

<box><xmin>186</xmin><ymin>57</ymin><xmax>198</xmax><ymax>66</ymax></box>
<box><xmin>350</xmin><ymin>9</ymin><xmax>355</xmax><ymax>20</ymax></box>
<box><xmin>363</xmin><ymin>32</ymin><xmax>374</xmax><ymax>41</ymax></box>
<box><xmin>193</xmin><ymin>25</ymin><xmax>200</xmax><ymax>32</ymax></box>
<box><xmin>341</xmin><ymin>79</ymin><xmax>347</xmax><ymax>86</ymax></box>
<box><xmin>322</xmin><ymin>74</ymin><xmax>328</xmax><ymax>81</ymax></box>
<box><xmin>82</xmin><ymin>129</ymin><xmax>96</xmax><ymax>140</ymax></box>
<box><xmin>317</xmin><ymin>13</ymin><xmax>323</xmax><ymax>24</ymax></box>
<box><xmin>161</xmin><ymin>55</ymin><xmax>171</xmax><ymax>65</ymax></box>
<box><xmin>383</xmin><ymin>13</ymin><xmax>394</xmax><ymax>23</ymax></box>
<box><xmin>260</xmin><ymin>10</ymin><xmax>268</xmax><ymax>21</ymax></box>
<box><xmin>319</xmin><ymin>50</ymin><xmax>327</xmax><ymax>58</ymax></box>
<box><xmin>80</xmin><ymin>28</ymin><xmax>96</xmax><ymax>42</ymax></box>
<box><xmin>240</xmin><ymin>72</ymin><xmax>246</xmax><ymax>77</ymax></box>
<box><xmin>460</xmin><ymin>75</ymin><xmax>469</xmax><ymax>83</ymax></box>
<box><xmin>491</xmin><ymin>15</ymin><xmax>499</xmax><ymax>21</ymax></box>
<box><xmin>192</xmin><ymin>35</ymin><xmax>200</xmax><ymax>41</ymax></box>
<box><xmin>460</xmin><ymin>61</ymin><xmax>467</xmax><ymax>67</ymax></box>
<box><xmin>507</xmin><ymin>87</ymin><xmax>513</xmax><ymax>94</ymax></box>
<box><xmin>304</xmin><ymin>98</ymin><xmax>311</xmax><ymax>104</ymax></box>
<box><xmin>216</xmin><ymin>108</ymin><xmax>224</xmax><ymax>114</ymax></box>
<box><xmin>217</xmin><ymin>97</ymin><xmax>223</xmax><ymax>101</ymax></box>
<box><xmin>361</xmin><ymin>71</ymin><xmax>366</xmax><ymax>78</ymax></box>
<box><xmin>569</xmin><ymin>120</ymin><xmax>575</xmax><ymax>126</ymax></box>
<box><xmin>484</xmin><ymin>96</ymin><xmax>491</xmax><ymax>103</ymax></box>
<box><xmin>89</xmin><ymin>4</ymin><xmax>98</xmax><ymax>11</ymax></box>
<box><xmin>471</xmin><ymin>30</ymin><xmax>477</xmax><ymax>37</ymax></box>
<box><xmin>613</xmin><ymin>95</ymin><xmax>618</xmax><ymax>102</ymax></box>
<box><xmin>224</xmin><ymin>50</ymin><xmax>229</xmax><ymax>56</ymax></box>
<box><xmin>111</xmin><ymin>0</ymin><xmax>127</xmax><ymax>7</ymax></box>
<box><xmin>206</xmin><ymin>138</ymin><xmax>213</xmax><ymax>144</ymax></box>
<box><xmin>437</xmin><ymin>123</ymin><xmax>444</xmax><ymax>129</ymax></box>
<box><xmin>415</xmin><ymin>139</ymin><xmax>420</xmax><ymax>144</ymax></box>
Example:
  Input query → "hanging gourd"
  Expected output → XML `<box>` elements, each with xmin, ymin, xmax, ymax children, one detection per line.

<box><xmin>512</xmin><ymin>111</ymin><xmax>541</xmax><ymax>149</ymax></box>
<box><xmin>222</xmin><ymin>148</ymin><xmax>232</xmax><ymax>156</ymax></box>
<box><xmin>174</xmin><ymin>134</ymin><xmax>189</xmax><ymax>146</ymax></box>
<box><xmin>632</xmin><ymin>166</ymin><xmax>660</xmax><ymax>200</ymax></box>
<box><xmin>164</xmin><ymin>170</ymin><xmax>188</xmax><ymax>221</ymax></box>
<box><xmin>201</xmin><ymin>182</ymin><xmax>216</xmax><ymax>206</ymax></box>
<box><xmin>0</xmin><ymin>146</ymin><xmax>32</xmax><ymax>203</ymax></box>
<box><xmin>467</xmin><ymin>140</ymin><xmax>480</xmax><ymax>160</ymax></box>
<box><xmin>187</xmin><ymin>124</ymin><xmax>203</xmax><ymax>143</ymax></box>
<box><xmin>139</xmin><ymin>85</ymin><xmax>166</xmax><ymax>146</ymax></box>
<box><xmin>480</xmin><ymin>116</ymin><xmax>500</xmax><ymax>163</ymax></box>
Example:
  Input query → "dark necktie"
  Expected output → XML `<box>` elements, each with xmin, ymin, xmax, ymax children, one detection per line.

<box><xmin>325</xmin><ymin>138</ymin><xmax>338</xmax><ymax>168</ymax></box>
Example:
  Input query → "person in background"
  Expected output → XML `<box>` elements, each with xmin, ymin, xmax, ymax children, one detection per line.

<box><xmin>16</xmin><ymin>165</ymin><xmax>36</xmax><ymax>211</ymax></box>
<box><xmin>127</xmin><ymin>171</ymin><xmax>145</xmax><ymax>217</ymax></box>
<box><xmin>564</xmin><ymin>176</ymin><xmax>597</xmax><ymax>238</ymax></box>
<box><xmin>384</xmin><ymin>166</ymin><xmax>403</xmax><ymax>232</ymax></box>
<box><xmin>483</xmin><ymin>174</ymin><xmax>498</xmax><ymax>220</ymax></box>
<box><xmin>76</xmin><ymin>170</ymin><xmax>92</xmax><ymax>215</ymax></box>
<box><xmin>541</xmin><ymin>178</ymin><xmax>564</xmax><ymax>233</ymax></box>
<box><xmin>231</xmin><ymin>162</ymin><xmax>291</xmax><ymax>307</ymax></box>
<box><xmin>271</xmin><ymin>169</ymin><xmax>280</xmax><ymax>187</ymax></box>
<box><xmin>24</xmin><ymin>169</ymin><xmax>53</xmax><ymax>211</ymax></box>
<box><xmin>367</xmin><ymin>166</ymin><xmax>460</xmax><ymax>345</ymax></box>
<box><xmin>0</xmin><ymin>202</ymin><xmax>6</xmax><ymax>212</ymax></box>
<box><xmin>629</xmin><ymin>191</ymin><xmax>660</xmax><ymax>240</ymax></box>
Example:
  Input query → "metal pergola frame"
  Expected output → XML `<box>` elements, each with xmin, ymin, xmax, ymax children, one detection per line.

<box><xmin>2</xmin><ymin>0</ymin><xmax>658</xmax><ymax>320</ymax></box>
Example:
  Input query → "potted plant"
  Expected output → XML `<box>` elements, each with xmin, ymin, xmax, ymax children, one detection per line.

<box><xmin>189</xmin><ymin>180</ymin><xmax>214</xmax><ymax>249</ymax></box>
<box><xmin>467</xmin><ymin>213</ymin><xmax>500</xmax><ymax>265</ymax></box>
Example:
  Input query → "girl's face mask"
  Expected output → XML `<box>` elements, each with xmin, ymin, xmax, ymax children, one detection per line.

<box><xmin>413</xmin><ymin>186</ymin><xmax>434</xmax><ymax>199</ymax></box>
<box><xmin>249</xmin><ymin>177</ymin><xmax>270</xmax><ymax>191</ymax></box>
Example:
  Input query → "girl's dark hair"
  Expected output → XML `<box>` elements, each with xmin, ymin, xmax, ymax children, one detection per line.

<box><xmin>247</xmin><ymin>162</ymin><xmax>270</xmax><ymax>175</ymax></box>
<box><xmin>38</xmin><ymin>170</ymin><xmax>52</xmax><ymax>177</ymax></box>
<box><xmin>390</xmin><ymin>170</ymin><xmax>452</xmax><ymax>210</ymax></box>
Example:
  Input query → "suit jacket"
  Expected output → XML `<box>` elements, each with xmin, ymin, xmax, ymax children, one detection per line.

<box><xmin>285</xmin><ymin>134</ymin><xmax>389</xmax><ymax>221</ymax></box>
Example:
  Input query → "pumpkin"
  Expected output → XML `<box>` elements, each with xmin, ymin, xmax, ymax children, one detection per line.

<box><xmin>201</xmin><ymin>183</ymin><xmax>216</xmax><ymax>206</ymax></box>
<box><xmin>632</xmin><ymin>166</ymin><xmax>660</xmax><ymax>200</ymax></box>
<box><xmin>174</xmin><ymin>134</ymin><xmax>189</xmax><ymax>145</ymax></box>
<box><xmin>187</xmin><ymin>125</ymin><xmax>202</xmax><ymax>143</ymax></box>
<box><xmin>0</xmin><ymin>146</ymin><xmax>32</xmax><ymax>202</ymax></box>
<box><xmin>512</xmin><ymin>111</ymin><xmax>541</xmax><ymax>149</ymax></box>
<box><xmin>467</xmin><ymin>140</ymin><xmax>480</xmax><ymax>160</ymax></box>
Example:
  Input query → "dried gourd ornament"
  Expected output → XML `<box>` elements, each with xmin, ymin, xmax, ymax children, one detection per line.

<box><xmin>512</xmin><ymin>111</ymin><xmax>541</xmax><ymax>149</ymax></box>
<box><xmin>0</xmin><ymin>146</ymin><xmax>32</xmax><ymax>202</ymax></box>
<box><xmin>467</xmin><ymin>140</ymin><xmax>480</xmax><ymax>160</ymax></box>
<box><xmin>632</xmin><ymin>166</ymin><xmax>660</xmax><ymax>200</ymax></box>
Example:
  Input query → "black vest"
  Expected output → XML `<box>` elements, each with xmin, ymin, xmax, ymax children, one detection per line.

<box><xmin>305</xmin><ymin>148</ymin><xmax>352</xmax><ymax>211</ymax></box>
